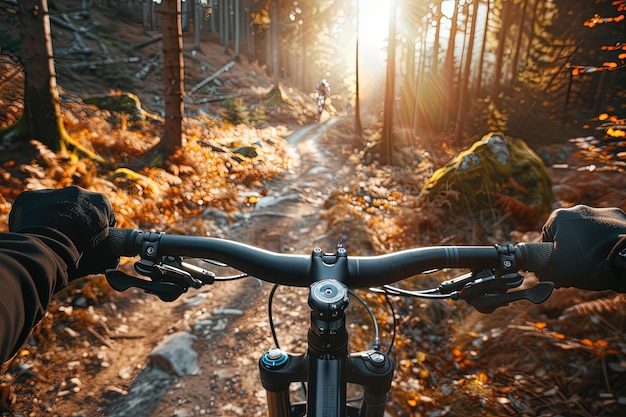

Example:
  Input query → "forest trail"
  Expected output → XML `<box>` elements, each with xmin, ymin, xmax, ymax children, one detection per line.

<box><xmin>109</xmin><ymin>116</ymin><xmax>353</xmax><ymax>417</ymax></box>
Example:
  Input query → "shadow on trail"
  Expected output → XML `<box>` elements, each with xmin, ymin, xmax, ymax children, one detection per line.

<box><xmin>228</xmin><ymin>116</ymin><xmax>345</xmax><ymax>252</ymax></box>
<box><xmin>119</xmin><ymin>117</ymin><xmax>354</xmax><ymax>417</ymax></box>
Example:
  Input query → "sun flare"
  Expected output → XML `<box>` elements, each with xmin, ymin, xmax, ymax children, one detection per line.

<box><xmin>357</xmin><ymin>0</ymin><xmax>391</xmax><ymax>51</ymax></box>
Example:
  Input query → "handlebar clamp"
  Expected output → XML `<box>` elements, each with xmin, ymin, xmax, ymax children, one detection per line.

<box><xmin>105</xmin><ymin>231</ymin><xmax>209</xmax><ymax>302</ymax></box>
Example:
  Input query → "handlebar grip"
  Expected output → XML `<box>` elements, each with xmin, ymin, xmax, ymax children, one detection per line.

<box><xmin>517</xmin><ymin>242</ymin><xmax>553</xmax><ymax>272</ymax></box>
<box><xmin>108</xmin><ymin>227</ymin><xmax>141</xmax><ymax>257</ymax></box>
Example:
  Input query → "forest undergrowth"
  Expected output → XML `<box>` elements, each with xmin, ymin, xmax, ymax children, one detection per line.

<box><xmin>1</xmin><ymin>68</ymin><xmax>626</xmax><ymax>417</ymax></box>
<box><xmin>314</xmin><ymin>118</ymin><xmax>626</xmax><ymax>417</ymax></box>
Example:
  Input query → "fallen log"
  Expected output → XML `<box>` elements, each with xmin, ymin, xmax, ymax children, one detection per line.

<box><xmin>67</xmin><ymin>57</ymin><xmax>140</xmax><ymax>72</ymax></box>
<box><xmin>188</xmin><ymin>60</ymin><xmax>235</xmax><ymax>96</ymax></box>
<box><xmin>189</xmin><ymin>93</ymin><xmax>238</xmax><ymax>104</ymax></box>
<box><xmin>135</xmin><ymin>56</ymin><xmax>160</xmax><ymax>79</ymax></box>
<box><xmin>132</xmin><ymin>34</ymin><xmax>163</xmax><ymax>50</ymax></box>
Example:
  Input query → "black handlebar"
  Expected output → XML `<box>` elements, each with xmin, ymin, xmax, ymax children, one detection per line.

<box><xmin>106</xmin><ymin>227</ymin><xmax>556</xmax><ymax>417</ymax></box>
<box><xmin>108</xmin><ymin>227</ymin><xmax>553</xmax><ymax>289</ymax></box>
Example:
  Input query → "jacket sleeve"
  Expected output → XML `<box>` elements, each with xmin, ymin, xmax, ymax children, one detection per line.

<box><xmin>0</xmin><ymin>230</ymin><xmax>78</xmax><ymax>365</ymax></box>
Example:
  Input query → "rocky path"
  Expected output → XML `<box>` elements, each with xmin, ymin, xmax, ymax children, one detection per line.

<box><xmin>107</xmin><ymin>118</ymin><xmax>352</xmax><ymax>417</ymax></box>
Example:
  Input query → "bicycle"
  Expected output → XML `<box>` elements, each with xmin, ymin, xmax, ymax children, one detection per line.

<box><xmin>314</xmin><ymin>93</ymin><xmax>327</xmax><ymax>122</ymax></box>
<box><xmin>105</xmin><ymin>228</ymin><xmax>554</xmax><ymax>417</ymax></box>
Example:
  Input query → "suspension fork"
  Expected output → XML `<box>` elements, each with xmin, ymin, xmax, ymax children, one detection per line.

<box><xmin>347</xmin><ymin>350</ymin><xmax>394</xmax><ymax>417</ymax></box>
<box><xmin>259</xmin><ymin>279</ymin><xmax>394</xmax><ymax>417</ymax></box>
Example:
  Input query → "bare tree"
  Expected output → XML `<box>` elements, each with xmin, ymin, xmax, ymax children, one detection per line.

<box><xmin>381</xmin><ymin>0</ymin><xmax>397</xmax><ymax>165</ymax></box>
<box><xmin>443</xmin><ymin>0</ymin><xmax>460</xmax><ymax>129</ymax></box>
<box><xmin>270</xmin><ymin>0</ymin><xmax>279</xmax><ymax>87</ymax></box>
<box><xmin>161</xmin><ymin>0</ymin><xmax>184</xmax><ymax>154</ymax></box>
<box><xmin>17</xmin><ymin>0</ymin><xmax>68</xmax><ymax>152</ymax></box>
<box><xmin>454</xmin><ymin>0</ymin><xmax>480</xmax><ymax>144</ymax></box>
<box><xmin>493</xmin><ymin>0</ymin><xmax>513</xmax><ymax>98</ymax></box>
<box><xmin>476</xmin><ymin>0</ymin><xmax>492</xmax><ymax>94</ymax></box>
<box><xmin>510</xmin><ymin>0</ymin><xmax>530</xmax><ymax>85</ymax></box>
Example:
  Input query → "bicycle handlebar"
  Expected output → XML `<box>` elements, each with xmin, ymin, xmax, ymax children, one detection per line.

<box><xmin>108</xmin><ymin>227</ymin><xmax>552</xmax><ymax>289</ymax></box>
<box><xmin>106</xmin><ymin>228</ymin><xmax>554</xmax><ymax>417</ymax></box>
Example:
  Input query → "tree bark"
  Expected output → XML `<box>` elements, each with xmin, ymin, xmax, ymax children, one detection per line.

<box><xmin>510</xmin><ymin>0</ymin><xmax>529</xmax><ymax>85</ymax></box>
<box><xmin>18</xmin><ymin>0</ymin><xmax>68</xmax><ymax>152</ymax></box>
<box><xmin>245</xmin><ymin>0</ymin><xmax>254</xmax><ymax>62</ymax></box>
<box><xmin>443</xmin><ymin>0</ymin><xmax>459</xmax><ymax>128</ymax></box>
<box><xmin>193</xmin><ymin>0</ymin><xmax>201</xmax><ymax>51</ymax></box>
<box><xmin>476</xmin><ymin>0</ymin><xmax>491</xmax><ymax>94</ymax></box>
<box><xmin>354</xmin><ymin>0</ymin><xmax>362</xmax><ymax>138</ymax></box>
<box><xmin>453</xmin><ymin>0</ymin><xmax>479</xmax><ymax>145</ymax></box>
<box><xmin>234</xmin><ymin>0</ymin><xmax>241</xmax><ymax>61</ymax></box>
<box><xmin>161</xmin><ymin>0</ymin><xmax>184</xmax><ymax>155</ymax></box>
<box><xmin>271</xmin><ymin>0</ymin><xmax>279</xmax><ymax>87</ymax></box>
<box><xmin>493</xmin><ymin>0</ymin><xmax>512</xmax><ymax>99</ymax></box>
<box><xmin>381</xmin><ymin>0</ymin><xmax>397</xmax><ymax>165</ymax></box>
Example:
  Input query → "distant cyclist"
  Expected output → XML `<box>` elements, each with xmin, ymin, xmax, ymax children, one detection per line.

<box><xmin>316</xmin><ymin>79</ymin><xmax>330</xmax><ymax>99</ymax></box>
<box><xmin>314</xmin><ymin>79</ymin><xmax>330</xmax><ymax>121</ymax></box>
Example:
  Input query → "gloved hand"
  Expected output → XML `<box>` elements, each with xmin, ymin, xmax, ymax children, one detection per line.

<box><xmin>538</xmin><ymin>205</ymin><xmax>626</xmax><ymax>292</ymax></box>
<box><xmin>9</xmin><ymin>186</ymin><xmax>118</xmax><ymax>279</ymax></box>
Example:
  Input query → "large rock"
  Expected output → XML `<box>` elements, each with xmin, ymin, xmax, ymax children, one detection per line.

<box><xmin>422</xmin><ymin>132</ymin><xmax>554</xmax><ymax>228</ymax></box>
<box><xmin>83</xmin><ymin>91</ymin><xmax>161</xmax><ymax>121</ymax></box>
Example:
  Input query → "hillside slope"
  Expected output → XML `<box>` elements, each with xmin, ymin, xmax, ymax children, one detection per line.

<box><xmin>0</xmin><ymin>0</ymin><xmax>317</xmax><ymax>127</ymax></box>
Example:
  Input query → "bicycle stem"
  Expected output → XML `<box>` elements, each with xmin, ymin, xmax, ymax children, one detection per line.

<box><xmin>307</xmin><ymin>279</ymin><xmax>350</xmax><ymax>416</ymax></box>
<box><xmin>259</xmin><ymin>278</ymin><xmax>394</xmax><ymax>417</ymax></box>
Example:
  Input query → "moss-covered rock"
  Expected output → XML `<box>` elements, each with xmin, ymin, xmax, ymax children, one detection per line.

<box><xmin>83</xmin><ymin>92</ymin><xmax>160</xmax><ymax>121</ymax></box>
<box><xmin>422</xmin><ymin>132</ymin><xmax>554</xmax><ymax>228</ymax></box>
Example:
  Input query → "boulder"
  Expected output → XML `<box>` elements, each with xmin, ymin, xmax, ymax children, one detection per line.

<box><xmin>422</xmin><ymin>132</ymin><xmax>554</xmax><ymax>228</ymax></box>
<box><xmin>83</xmin><ymin>91</ymin><xmax>161</xmax><ymax>121</ymax></box>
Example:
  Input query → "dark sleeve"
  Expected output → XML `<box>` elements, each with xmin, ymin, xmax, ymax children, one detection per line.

<box><xmin>0</xmin><ymin>230</ymin><xmax>78</xmax><ymax>364</ymax></box>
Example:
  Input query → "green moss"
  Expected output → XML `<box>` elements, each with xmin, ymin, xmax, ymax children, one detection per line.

<box><xmin>83</xmin><ymin>92</ymin><xmax>160</xmax><ymax>122</ymax></box>
<box><xmin>222</xmin><ymin>97</ymin><xmax>250</xmax><ymax>125</ymax></box>
<box><xmin>423</xmin><ymin>132</ymin><xmax>554</xmax><ymax>223</ymax></box>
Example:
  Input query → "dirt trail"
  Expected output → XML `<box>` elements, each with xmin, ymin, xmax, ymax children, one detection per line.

<box><xmin>141</xmin><ymin>117</ymin><xmax>351</xmax><ymax>417</ymax></box>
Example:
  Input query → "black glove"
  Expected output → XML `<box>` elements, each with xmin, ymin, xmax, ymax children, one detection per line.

<box><xmin>538</xmin><ymin>205</ymin><xmax>626</xmax><ymax>292</ymax></box>
<box><xmin>9</xmin><ymin>186</ymin><xmax>118</xmax><ymax>279</ymax></box>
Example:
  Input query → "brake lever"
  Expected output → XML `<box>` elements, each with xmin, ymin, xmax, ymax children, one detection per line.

<box><xmin>465</xmin><ymin>282</ymin><xmax>554</xmax><ymax>313</ymax></box>
<box><xmin>104</xmin><ymin>269</ymin><xmax>187</xmax><ymax>302</ymax></box>
<box><xmin>104</xmin><ymin>256</ymin><xmax>209</xmax><ymax>302</ymax></box>
<box><xmin>135</xmin><ymin>257</ymin><xmax>204</xmax><ymax>289</ymax></box>
<box><xmin>458</xmin><ymin>271</ymin><xmax>524</xmax><ymax>299</ymax></box>
<box><xmin>457</xmin><ymin>270</ymin><xmax>554</xmax><ymax>313</ymax></box>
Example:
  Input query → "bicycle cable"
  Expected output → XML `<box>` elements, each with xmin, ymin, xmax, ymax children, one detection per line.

<box><xmin>268</xmin><ymin>283</ymin><xmax>395</xmax><ymax>357</ymax></box>
<box><xmin>382</xmin><ymin>290</ymin><xmax>396</xmax><ymax>357</ymax></box>
<box><xmin>268</xmin><ymin>284</ymin><xmax>281</xmax><ymax>349</ymax></box>
<box><xmin>348</xmin><ymin>289</ymin><xmax>381</xmax><ymax>351</ymax></box>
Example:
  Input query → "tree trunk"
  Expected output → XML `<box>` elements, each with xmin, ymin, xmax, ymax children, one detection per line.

<box><xmin>161</xmin><ymin>0</ymin><xmax>184</xmax><ymax>155</ymax></box>
<box><xmin>381</xmin><ymin>0</ymin><xmax>397</xmax><ymax>165</ymax></box>
<box><xmin>432</xmin><ymin>6</ymin><xmax>441</xmax><ymax>75</ymax></box>
<box><xmin>245</xmin><ymin>0</ymin><xmax>254</xmax><ymax>62</ymax></box>
<box><xmin>271</xmin><ymin>0</ymin><xmax>279</xmax><ymax>87</ymax></box>
<box><xmin>234</xmin><ymin>0</ymin><xmax>241</xmax><ymax>61</ymax></box>
<box><xmin>443</xmin><ymin>0</ymin><xmax>460</xmax><ymax>128</ymax></box>
<box><xmin>523</xmin><ymin>0</ymin><xmax>543</xmax><ymax>78</ymax></box>
<box><xmin>142</xmin><ymin>0</ymin><xmax>151</xmax><ymax>31</ymax></box>
<box><xmin>194</xmin><ymin>0</ymin><xmax>201</xmax><ymax>51</ymax></box>
<box><xmin>354</xmin><ymin>0</ymin><xmax>362</xmax><ymax>138</ymax></box>
<box><xmin>476</xmin><ymin>0</ymin><xmax>491</xmax><ymax>95</ymax></box>
<box><xmin>493</xmin><ymin>0</ymin><xmax>512</xmax><ymax>99</ymax></box>
<box><xmin>413</xmin><ymin>18</ymin><xmax>428</xmax><ymax>135</ymax></box>
<box><xmin>453</xmin><ymin>0</ymin><xmax>479</xmax><ymax>145</ymax></box>
<box><xmin>300</xmin><ymin>17</ymin><xmax>309</xmax><ymax>92</ymax></box>
<box><xmin>18</xmin><ymin>0</ymin><xmax>67</xmax><ymax>152</ymax></box>
<box><xmin>223</xmin><ymin>0</ymin><xmax>230</xmax><ymax>54</ymax></box>
<box><xmin>510</xmin><ymin>0</ymin><xmax>529</xmax><ymax>85</ymax></box>
<box><xmin>398</xmin><ymin>2</ymin><xmax>417</xmax><ymax>133</ymax></box>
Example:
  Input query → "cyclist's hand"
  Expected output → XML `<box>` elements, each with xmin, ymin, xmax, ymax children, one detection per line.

<box><xmin>538</xmin><ymin>205</ymin><xmax>626</xmax><ymax>292</ymax></box>
<box><xmin>9</xmin><ymin>186</ymin><xmax>118</xmax><ymax>280</ymax></box>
